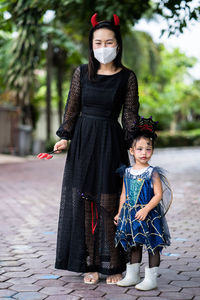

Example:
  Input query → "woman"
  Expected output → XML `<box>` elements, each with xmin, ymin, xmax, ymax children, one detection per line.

<box><xmin>54</xmin><ymin>13</ymin><xmax>139</xmax><ymax>284</ymax></box>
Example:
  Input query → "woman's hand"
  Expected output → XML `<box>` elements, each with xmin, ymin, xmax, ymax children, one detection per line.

<box><xmin>135</xmin><ymin>207</ymin><xmax>149</xmax><ymax>221</ymax></box>
<box><xmin>114</xmin><ymin>213</ymin><xmax>120</xmax><ymax>226</ymax></box>
<box><xmin>54</xmin><ymin>139</ymin><xmax>68</xmax><ymax>153</ymax></box>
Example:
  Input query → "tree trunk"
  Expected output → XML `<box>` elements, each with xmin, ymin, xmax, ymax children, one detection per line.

<box><xmin>57</xmin><ymin>66</ymin><xmax>63</xmax><ymax>125</ymax></box>
<box><xmin>46</xmin><ymin>34</ymin><xmax>53</xmax><ymax>140</ymax></box>
<box><xmin>54</xmin><ymin>48</ymin><xmax>66</xmax><ymax>125</ymax></box>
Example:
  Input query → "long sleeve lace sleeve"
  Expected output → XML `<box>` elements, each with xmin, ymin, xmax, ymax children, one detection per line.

<box><xmin>56</xmin><ymin>66</ymin><xmax>81</xmax><ymax>140</ymax></box>
<box><xmin>122</xmin><ymin>71</ymin><xmax>140</xmax><ymax>146</ymax></box>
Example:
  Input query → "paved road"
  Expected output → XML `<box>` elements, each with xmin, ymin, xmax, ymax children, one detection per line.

<box><xmin>0</xmin><ymin>147</ymin><xmax>200</xmax><ymax>300</ymax></box>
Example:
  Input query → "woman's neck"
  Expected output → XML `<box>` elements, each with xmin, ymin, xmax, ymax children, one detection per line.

<box><xmin>97</xmin><ymin>62</ymin><xmax>121</xmax><ymax>75</ymax></box>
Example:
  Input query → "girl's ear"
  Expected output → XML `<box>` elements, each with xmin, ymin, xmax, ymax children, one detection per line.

<box><xmin>129</xmin><ymin>147</ymin><xmax>134</xmax><ymax>156</ymax></box>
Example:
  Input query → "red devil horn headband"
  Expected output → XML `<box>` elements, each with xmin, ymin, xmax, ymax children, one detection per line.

<box><xmin>91</xmin><ymin>13</ymin><xmax>120</xmax><ymax>27</ymax></box>
<box><xmin>91</xmin><ymin>13</ymin><xmax>99</xmax><ymax>27</ymax></box>
<box><xmin>113</xmin><ymin>14</ymin><xmax>120</xmax><ymax>26</ymax></box>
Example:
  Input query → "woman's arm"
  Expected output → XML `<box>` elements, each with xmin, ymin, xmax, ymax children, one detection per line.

<box><xmin>135</xmin><ymin>173</ymin><xmax>163</xmax><ymax>221</ymax></box>
<box><xmin>122</xmin><ymin>71</ymin><xmax>140</xmax><ymax>147</ymax></box>
<box><xmin>56</xmin><ymin>66</ymin><xmax>81</xmax><ymax>140</ymax></box>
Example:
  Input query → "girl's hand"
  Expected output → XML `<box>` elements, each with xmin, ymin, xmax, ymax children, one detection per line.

<box><xmin>114</xmin><ymin>213</ymin><xmax>120</xmax><ymax>225</ymax></box>
<box><xmin>135</xmin><ymin>207</ymin><xmax>149</xmax><ymax>221</ymax></box>
<box><xmin>54</xmin><ymin>139</ymin><xmax>68</xmax><ymax>153</ymax></box>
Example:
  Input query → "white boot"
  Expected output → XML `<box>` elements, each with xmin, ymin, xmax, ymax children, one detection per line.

<box><xmin>117</xmin><ymin>263</ymin><xmax>140</xmax><ymax>286</ymax></box>
<box><xmin>135</xmin><ymin>266</ymin><xmax>158</xmax><ymax>290</ymax></box>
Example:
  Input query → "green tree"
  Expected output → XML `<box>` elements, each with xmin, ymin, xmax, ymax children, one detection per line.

<box><xmin>139</xmin><ymin>46</ymin><xmax>197</xmax><ymax>131</ymax></box>
<box><xmin>123</xmin><ymin>30</ymin><xmax>160</xmax><ymax>80</ymax></box>
<box><xmin>0</xmin><ymin>30</ymin><xmax>12</xmax><ymax>94</ymax></box>
<box><xmin>1</xmin><ymin>0</ymin><xmax>200</xmax><ymax>139</ymax></box>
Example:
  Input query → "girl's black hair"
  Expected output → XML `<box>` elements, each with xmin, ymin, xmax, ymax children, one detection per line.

<box><xmin>88</xmin><ymin>20</ymin><xmax>123</xmax><ymax>80</ymax></box>
<box><xmin>126</xmin><ymin>116</ymin><xmax>158</xmax><ymax>149</ymax></box>
<box><xmin>130</xmin><ymin>133</ymin><xmax>156</xmax><ymax>149</ymax></box>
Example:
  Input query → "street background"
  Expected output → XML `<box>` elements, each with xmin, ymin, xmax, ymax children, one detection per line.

<box><xmin>0</xmin><ymin>147</ymin><xmax>200</xmax><ymax>300</ymax></box>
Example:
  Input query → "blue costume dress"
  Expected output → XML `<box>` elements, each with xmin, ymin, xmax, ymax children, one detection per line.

<box><xmin>115</xmin><ymin>166</ymin><xmax>172</xmax><ymax>254</ymax></box>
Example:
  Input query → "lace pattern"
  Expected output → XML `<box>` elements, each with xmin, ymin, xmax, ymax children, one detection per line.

<box><xmin>122</xmin><ymin>71</ymin><xmax>139</xmax><ymax>144</ymax></box>
<box><xmin>55</xmin><ymin>66</ymin><xmax>139</xmax><ymax>273</ymax></box>
<box><xmin>56</xmin><ymin>66</ymin><xmax>81</xmax><ymax>139</ymax></box>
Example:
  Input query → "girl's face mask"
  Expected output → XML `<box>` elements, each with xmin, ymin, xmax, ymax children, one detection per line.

<box><xmin>93</xmin><ymin>46</ymin><xmax>117</xmax><ymax>64</ymax></box>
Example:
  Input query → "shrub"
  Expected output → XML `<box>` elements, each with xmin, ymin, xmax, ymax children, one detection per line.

<box><xmin>156</xmin><ymin>129</ymin><xmax>200</xmax><ymax>147</ymax></box>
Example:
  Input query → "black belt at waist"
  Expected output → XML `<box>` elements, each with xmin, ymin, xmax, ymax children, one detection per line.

<box><xmin>81</xmin><ymin>113</ymin><xmax>117</xmax><ymax>121</ymax></box>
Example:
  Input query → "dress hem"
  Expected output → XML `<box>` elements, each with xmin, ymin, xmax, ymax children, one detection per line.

<box><xmin>55</xmin><ymin>263</ymin><xmax>126</xmax><ymax>275</ymax></box>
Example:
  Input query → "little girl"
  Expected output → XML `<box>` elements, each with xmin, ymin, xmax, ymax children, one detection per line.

<box><xmin>114</xmin><ymin>116</ymin><xmax>172</xmax><ymax>290</ymax></box>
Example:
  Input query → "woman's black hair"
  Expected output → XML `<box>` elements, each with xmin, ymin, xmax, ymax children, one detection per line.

<box><xmin>88</xmin><ymin>19</ymin><xmax>123</xmax><ymax>80</ymax></box>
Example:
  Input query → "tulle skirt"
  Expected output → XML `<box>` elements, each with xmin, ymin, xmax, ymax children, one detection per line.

<box><xmin>115</xmin><ymin>201</ymin><xmax>171</xmax><ymax>254</ymax></box>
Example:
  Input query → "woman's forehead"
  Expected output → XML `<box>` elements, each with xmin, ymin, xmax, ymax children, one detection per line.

<box><xmin>93</xmin><ymin>28</ymin><xmax>115</xmax><ymax>40</ymax></box>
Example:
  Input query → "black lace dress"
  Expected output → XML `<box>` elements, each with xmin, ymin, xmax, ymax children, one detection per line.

<box><xmin>55</xmin><ymin>64</ymin><xmax>139</xmax><ymax>275</ymax></box>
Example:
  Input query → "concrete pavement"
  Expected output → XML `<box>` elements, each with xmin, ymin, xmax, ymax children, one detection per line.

<box><xmin>0</xmin><ymin>147</ymin><xmax>200</xmax><ymax>300</ymax></box>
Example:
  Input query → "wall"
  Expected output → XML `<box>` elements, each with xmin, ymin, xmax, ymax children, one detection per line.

<box><xmin>0</xmin><ymin>106</ymin><xmax>19</xmax><ymax>153</ymax></box>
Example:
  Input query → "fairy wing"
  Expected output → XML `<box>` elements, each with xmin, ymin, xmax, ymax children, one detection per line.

<box><xmin>152</xmin><ymin>166</ymin><xmax>173</xmax><ymax>216</ymax></box>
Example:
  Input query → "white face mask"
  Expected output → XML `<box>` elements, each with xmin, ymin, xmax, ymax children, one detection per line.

<box><xmin>93</xmin><ymin>46</ymin><xmax>118</xmax><ymax>64</ymax></box>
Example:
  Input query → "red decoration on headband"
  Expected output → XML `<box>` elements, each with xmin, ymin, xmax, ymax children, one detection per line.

<box><xmin>113</xmin><ymin>14</ymin><xmax>120</xmax><ymax>26</ymax></box>
<box><xmin>91</xmin><ymin>13</ymin><xmax>99</xmax><ymax>27</ymax></box>
<box><xmin>91</xmin><ymin>13</ymin><xmax>120</xmax><ymax>27</ymax></box>
<box><xmin>139</xmin><ymin>124</ymin><xmax>153</xmax><ymax>132</ymax></box>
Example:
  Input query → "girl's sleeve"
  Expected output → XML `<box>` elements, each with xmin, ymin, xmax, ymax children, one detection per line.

<box><xmin>122</xmin><ymin>71</ymin><xmax>140</xmax><ymax>145</ymax></box>
<box><xmin>56</xmin><ymin>66</ymin><xmax>81</xmax><ymax>140</ymax></box>
<box><xmin>115</xmin><ymin>164</ymin><xmax>127</xmax><ymax>177</ymax></box>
